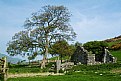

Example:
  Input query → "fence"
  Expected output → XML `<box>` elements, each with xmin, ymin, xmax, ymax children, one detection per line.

<box><xmin>0</xmin><ymin>57</ymin><xmax>8</xmax><ymax>81</ymax></box>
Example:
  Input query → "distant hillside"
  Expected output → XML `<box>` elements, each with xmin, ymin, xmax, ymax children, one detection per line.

<box><xmin>104</xmin><ymin>35</ymin><xmax>121</xmax><ymax>62</ymax></box>
<box><xmin>0</xmin><ymin>53</ymin><xmax>22</xmax><ymax>64</ymax></box>
<box><xmin>105</xmin><ymin>35</ymin><xmax>121</xmax><ymax>42</ymax></box>
<box><xmin>104</xmin><ymin>35</ymin><xmax>121</xmax><ymax>49</ymax></box>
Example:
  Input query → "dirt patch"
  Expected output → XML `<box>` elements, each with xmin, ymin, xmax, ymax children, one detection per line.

<box><xmin>111</xmin><ymin>68</ymin><xmax>121</xmax><ymax>73</ymax></box>
<box><xmin>8</xmin><ymin>73</ymin><xmax>64</xmax><ymax>78</ymax></box>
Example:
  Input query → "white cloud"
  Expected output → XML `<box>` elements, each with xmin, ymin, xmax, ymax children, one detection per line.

<box><xmin>71</xmin><ymin>10</ymin><xmax>121</xmax><ymax>43</ymax></box>
<box><xmin>0</xmin><ymin>0</ymin><xmax>121</xmax><ymax>54</ymax></box>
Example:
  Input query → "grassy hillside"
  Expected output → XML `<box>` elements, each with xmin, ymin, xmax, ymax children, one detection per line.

<box><xmin>104</xmin><ymin>35</ymin><xmax>121</xmax><ymax>62</ymax></box>
<box><xmin>105</xmin><ymin>35</ymin><xmax>121</xmax><ymax>47</ymax></box>
<box><xmin>110</xmin><ymin>50</ymin><xmax>121</xmax><ymax>62</ymax></box>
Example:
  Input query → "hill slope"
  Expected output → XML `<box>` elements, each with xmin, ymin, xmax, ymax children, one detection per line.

<box><xmin>105</xmin><ymin>35</ymin><xmax>121</xmax><ymax>42</ymax></box>
<box><xmin>104</xmin><ymin>35</ymin><xmax>121</xmax><ymax>62</ymax></box>
<box><xmin>105</xmin><ymin>35</ymin><xmax>121</xmax><ymax>47</ymax></box>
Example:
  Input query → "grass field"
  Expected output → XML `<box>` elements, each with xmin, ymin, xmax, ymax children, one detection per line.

<box><xmin>7</xmin><ymin>72</ymin><xmax>121</xmax><ymax>81</ymax></box>
<box><xmin>7</xmin><ymin>63</ymin><xmax>121</xmax><ymax>81</ymax></box>
<box><xmin>9</xmin><ymin>67</ymin><xmax>42</xmax><ymax>73</ymax></box>
<box><xmin>7</xmin><ymin>50</ymin><xmax>121</xmax><ymax>81</ymax></box>
<box><xmin>8</xmin><ymin>64</ymin><xmax>43</xmax><ymax>73</ymax></box>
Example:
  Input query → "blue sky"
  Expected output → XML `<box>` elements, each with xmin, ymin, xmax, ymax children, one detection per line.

<box><xmin>0</xmin><ymin>0</ymin><xmax>121</xmax><ymax>57</ymax></box>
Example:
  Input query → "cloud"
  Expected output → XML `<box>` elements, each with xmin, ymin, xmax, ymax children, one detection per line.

<box><xmin>0</xmin><ymin>0</ymin><xmax>121</xmax><ymax>54</ymax></box>
<box><xmin>71</xmin><ymin>9</ymin><xmax>121</xmax><ymax>43</ymax></box>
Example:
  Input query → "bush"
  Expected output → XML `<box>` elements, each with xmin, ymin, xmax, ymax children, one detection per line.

<box><xmin>59</xmin><ymin>69</ymin><xmax>64</xmax><ymax>73</ymax></box>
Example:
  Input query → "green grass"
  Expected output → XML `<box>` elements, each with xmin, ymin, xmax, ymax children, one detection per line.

<box><xmin>67</xmin><ymin>63</ymin><xmax>121</xmax><ymax>75</ymax></box>
<box><xmin>111</xmin><ymin>50</ymin><xmax>121</xmax><ymax>62</ymax></box>
<box><xmin>106</xmin><ymin>39</ymin><xmax>121</xmax><ymax>62</ymax></box>
<box><xmin>108</xmin><ymin>40</ymin><xmax>121</xmax><ymax>62</ymax></box>
<box><xmin>9</xmin><ymin>63</ymin><xmax>121</xmax><ymax>73</ymax></box>
<box><xmin>9</xmin><ymin>65</ymin><xmax>43</xmax><ymax>73</ymax></box>
<box><xmin>7</xmin><ymin>72</ymin><xmax>121</xmax><ymax>81</ymax></box>
<box><xmin>9</xmin><ymin>67</ymin><xmax>42</xmax><ymax>73</ymax></box>
<box><xmin>7</xmin><ymin>63</ymin><xmax>121</xmax><ymax>81</ymax></box>
<box><xmin>9</xmin><ymin>62</ymin><xmax>56</xmax><ymax>73</ymax></box>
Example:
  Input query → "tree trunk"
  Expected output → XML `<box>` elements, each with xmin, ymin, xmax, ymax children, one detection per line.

<box><xmin>60</xmin><ymin>54</ymin><xmax>63</xmax><ymax>63</ymax></box>
<box><xmin>41</xmin><ymin>54</ymin><xmax>46</xmax><ymax>69</ymax></box>
<box><xmin>41</xmin><ymin>35</ymin><xmax>49</xmax><ymax>69</ymax></box>
<box><xmin>29</xmin><ymin>60</ymin><xmax>31</xmax><ymax>65</ymax></box>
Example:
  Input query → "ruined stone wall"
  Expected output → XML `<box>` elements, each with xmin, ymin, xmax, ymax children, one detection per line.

<box><xmin>71</xmin><ymin>46</ymin><xmax>116</xmax><ymax>65</ymax></box>
<box><xmin>87</xmin><ymin>54</ymin><xmax>95</xmax><ymax>65</ymax></box>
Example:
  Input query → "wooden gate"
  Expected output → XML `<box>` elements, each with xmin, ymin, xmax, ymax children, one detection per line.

<box><xmin>0</xmin><ymin>57</ymin><xmax>8</xmax><ymax>81</ymax></box>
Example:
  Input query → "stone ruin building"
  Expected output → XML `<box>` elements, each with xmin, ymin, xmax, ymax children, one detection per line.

<box><xmin>52</xmin><ymin>46</ymin><xmax>117</xmax><ymax>73</ymax></box>
<box><xmin>71</xmin><ymin>46</ymin><xmax>117</xmax><ymax>65</ymax></box>
<box><xmin>71</xmin><ymin>46</ymin><xmax>88</xmax><ymax>65</ymax></box>
<box><xmin>103</xmin><ymin>48</ymin><xmax>117</xmax><ymax>63</ymax></box>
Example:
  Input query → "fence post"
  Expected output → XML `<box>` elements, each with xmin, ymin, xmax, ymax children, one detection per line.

<box><xmin>0</xmin><ymin>57</ymin><xmax>7</xmax><ymax>81</ymax></box>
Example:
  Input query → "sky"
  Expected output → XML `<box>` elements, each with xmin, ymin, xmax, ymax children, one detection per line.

<box><xmin>0</xmin><ymin>0</ymin><xmax>121</xmax><ymax>58</ymax></box>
